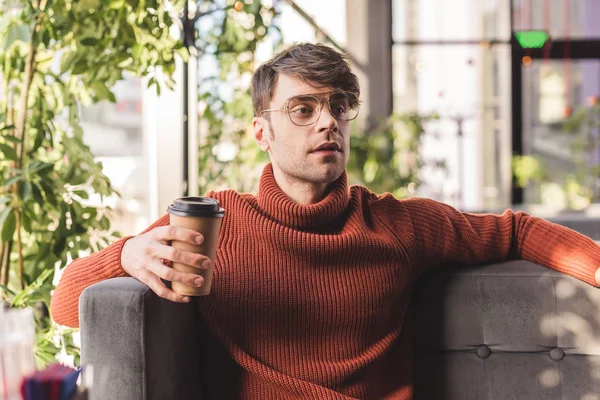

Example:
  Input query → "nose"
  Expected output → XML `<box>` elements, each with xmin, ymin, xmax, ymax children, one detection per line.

<box><xmin>315</xmin><ymin>102</ymin><xmax>338</xmax><ymax>136</ymax></box>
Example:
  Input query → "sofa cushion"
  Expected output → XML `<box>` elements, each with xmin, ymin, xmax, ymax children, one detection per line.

<box><xmin>412</xmin><ymin>260</ymin><xmax>600</xmax><ymax>400</ymax></box>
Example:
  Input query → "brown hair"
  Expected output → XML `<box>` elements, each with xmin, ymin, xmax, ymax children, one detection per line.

<box><xmin>251</xmin><ymin>43</ymin><xmax>360</xmax><ymax>117</ymax></box>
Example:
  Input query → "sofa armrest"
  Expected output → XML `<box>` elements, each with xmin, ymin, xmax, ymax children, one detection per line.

<box><xmin>79</xmin><ymin>277</ymin><xmax>202</xmax><ymax>400</ymax></box>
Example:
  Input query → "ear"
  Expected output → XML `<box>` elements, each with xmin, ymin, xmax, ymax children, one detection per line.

<box><xmin>253</xmin><ymin>117</ymin><xmax>270</xmax><ymax>152</ymax></box>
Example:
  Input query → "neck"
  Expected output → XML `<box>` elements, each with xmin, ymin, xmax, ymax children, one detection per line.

<box><xmin>272</xmin><ymin>167</ymin><xmax>329</xmax><ymax>205</ymax></box>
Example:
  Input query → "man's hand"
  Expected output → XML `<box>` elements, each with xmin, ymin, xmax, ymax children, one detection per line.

<box><xmin>120</xmin><ymin>226</ymin><xmax>211</xmax><ymax>303</ymax></box>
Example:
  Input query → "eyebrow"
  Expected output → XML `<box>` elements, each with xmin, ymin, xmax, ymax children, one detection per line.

<box><xmin>285</xmin><ymin>91</ymin><xmax>341</xmax><ymax>102</ymax></box>
<box><xmin>291</xmin><ymin>95</ymin><xmax>320</xmax><ymax>102</ymax></box>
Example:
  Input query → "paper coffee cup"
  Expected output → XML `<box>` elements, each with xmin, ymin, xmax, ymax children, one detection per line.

<box><xmin>167</xmin><ymin>197</ymin><xmax>225</xmax><ymax>296</ymax></box>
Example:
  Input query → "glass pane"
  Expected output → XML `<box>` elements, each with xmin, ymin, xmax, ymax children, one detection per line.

<box><xmin>80</xmin><ymin>77</ymin><xmax>150</xmax><ymax>236</ymax></box>
<box><xmin>513</xmin><ymin>0</ymin><xmax>600</xmax><ymax>40</ymax></box>
<box><xmin>280</xmin><ymin>0</ymin><xmax>347</xmax><ymax>46</ymax></box>
<box><xmin>392</xmin><ymin>43</ymin><xmax>512</xmax><ymax>210</ymax></box>
<box><xmin>393</xmin><ymin>0</ymin><xmax>511</xmax><ymax>42</ymax></box>
<box><xmin>523</xmin><ymin>59</ymin><xmax>600</xmax><ymax>206</ymax></box>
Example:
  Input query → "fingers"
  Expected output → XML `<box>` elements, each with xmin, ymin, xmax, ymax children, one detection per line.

<box><xmin>139</xmin><ymin>271</ymin><xmax>192</xmax><ymax>303</ymax></box>
<box><xmin>150</xmin><ymin>243</ymin><xmax>211</xmax><ymax>269</ymax></box>
<box><xmin>153</xmin><ymin>225</ymin><xmax>204</xmax><ymax>245</ymax></box>
<box><xmin>124</xmin><ymin>226</ymin><xmax>209</xmax><ymax>304</ymax></box>
<box><xmin>145</xmin><ymin>259</ymin><xmax>204</xmax><ymax>288</ymax></box>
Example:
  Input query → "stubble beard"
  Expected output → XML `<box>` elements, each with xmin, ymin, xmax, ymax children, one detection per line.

<box><xmin>268</xmin><ymin>125</ymin><xmax>345</xmax><ymax>185</ymax></box>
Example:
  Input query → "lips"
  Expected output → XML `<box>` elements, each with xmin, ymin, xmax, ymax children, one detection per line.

<box><xmin>313</xmin><ymin>142</ymin><xmax>341</xmax><ymax>152</ymax></box>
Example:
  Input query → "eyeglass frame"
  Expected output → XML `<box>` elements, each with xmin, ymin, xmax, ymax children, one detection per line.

<box><xmin>259</xmin><ymin>91</ymin><xmax>360</xmax><ymax>126</ymax></box>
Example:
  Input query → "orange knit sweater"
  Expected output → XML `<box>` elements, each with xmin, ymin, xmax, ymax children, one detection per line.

<box><xmin>51</xmin><ymin>163</ymin><xmax>600</xmax><ymax>399</ymax></box>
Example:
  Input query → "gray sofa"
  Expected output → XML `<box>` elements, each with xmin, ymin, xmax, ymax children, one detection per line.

<box><xmin>79</xmin><ymin>260</ymin><xmax>600</xmax><ymax>399</ymax></box>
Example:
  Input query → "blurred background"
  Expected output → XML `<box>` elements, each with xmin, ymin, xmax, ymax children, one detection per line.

<box><xmin>2</xmin><ymin>0</ymin><xmax>600</xmax><ymax>370</ymax></box>
<box><xmin>75</xmin><ymin>0</ymin><xmax>600</xmax><ymax>237</ymax></box>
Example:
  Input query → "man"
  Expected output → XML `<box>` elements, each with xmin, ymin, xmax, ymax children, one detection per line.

<box><xmin>51</xmin><ymin>43</ymin><xmax>600</xmax><ymax>399</ymax></box>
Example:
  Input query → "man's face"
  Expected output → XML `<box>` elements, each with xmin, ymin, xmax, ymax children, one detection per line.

<box><xmin>253</xmin><ymin>73</ymin><xmax>351</xmax><ymax>185</ymax></box>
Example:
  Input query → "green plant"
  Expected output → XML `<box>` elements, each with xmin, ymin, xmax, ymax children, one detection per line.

<box><xmin>0</xmin><ymin>0</ymin><xmax>187</xmax><ymax>367</ymax></box>
<box><xmin>511</xmin><ymin>155</ymin><xmax>547</xmax><ymax>188</ymax></box>
<box><xmin>563</xmin><ymin>103</ymin><xmax>600</xmax><ymax>202</ymax></box>
<box><xmin>347</xmin><ymin>112</ymin><xmax>443</xmax><ymax>198</ymax></box>
<box><xmin>195</xmin><ymin>0</ymin><xmax>277</xmax><ymax>194</ymax></box>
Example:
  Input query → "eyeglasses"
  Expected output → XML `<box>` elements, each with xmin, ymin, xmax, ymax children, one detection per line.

<box><xmin>260</xmin><ymin>91</ymin><xmax>360</xmax><ymax>126</ymax></box>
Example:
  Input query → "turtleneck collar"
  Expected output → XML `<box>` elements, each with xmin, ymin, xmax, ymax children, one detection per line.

<box><xmin>256</xmin><ymin>163</ymin><xmax>350</xmax><ymax>230</ymax></box>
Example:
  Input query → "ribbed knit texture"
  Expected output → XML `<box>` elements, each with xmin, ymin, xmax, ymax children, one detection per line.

<box><xmin>51</xmin><ymin>163</ymin><xmax>600</xmax><ymax>399</ymax></box>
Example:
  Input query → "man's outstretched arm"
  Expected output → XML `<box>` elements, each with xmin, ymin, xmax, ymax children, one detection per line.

<box><xmin>52</xmin><ymin>201</ymin><xmax>217</xmax><ymax>328</ymax></box>
<box><xmin>398</xmin><ymin>198</ymin><xmax>600</xmax><ymax>287</ymax></box>
<box><xmin>50</xmin><ymin>215</ymin><xmax>167</xmax><ymax>327</ymax></box>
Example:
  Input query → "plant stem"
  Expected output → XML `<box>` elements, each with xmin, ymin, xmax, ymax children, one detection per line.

<box><xmin>15</xmin><ymin>28</ymin><xmax>40</xmax><ymax>167</ymax></box>
<box><xmin>10</xmin><ymin>3</ymin><xmax>45</xmax><ymax>290</ymax></box>
<box><xmin>1</xmin><ymin>240</ymin><xmax>12</xmax><ymax>287</ymax></box>
<box><xmin>0</xmin><ymin>76</ymin><xmax>13</xmax><ymax>201</ymax></box>
<box><xmin>0</xmin><ymin>84</ymin><xmax>13</xmax><ymax>289</ymax></box>
<box><xmin>15</xmin><ymin>211</ymin><xmax>24</xmax><ymax>289</ymax></box>
<box><xmin>0</xmin><ymin>242</ymin><xmax>4</xmax><ymax>291</ymax></box>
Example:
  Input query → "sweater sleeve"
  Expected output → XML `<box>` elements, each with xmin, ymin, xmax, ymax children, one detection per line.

<box><xmin>50</xmin><ymin>214</ymin><xmax>171</xmax><ymax>328</ymax></box>
<box><xmin>400</xmin><ymin>198</ymin><xmax>600</xmax><ymax>287</ymax></box>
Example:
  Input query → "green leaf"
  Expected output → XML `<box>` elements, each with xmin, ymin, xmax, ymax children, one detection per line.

<box><xmin>31</xmin><ymin>183</ymin><xmax>44</xmax><ymax>204</ymax></box>
<box><xmin>19</xmin><ymin>181</ymin><xmax>32</xmax><ymax>201</ymax></box>
<box><xmin>0</xmin><ymin>197</ymin><xmax>10</xmax><ymax>204</ymax></box>
<box><xmin>132</xmin><ymin>44</ymin><xmax>143</xmax><ymax>59</ymax></box>
<box><xmin>108</xmin><ymin>0</ymin><xmax>125</xmax><ymax>8</ymax></box>
<box><xmin>73</xmin><ymin>190</ymin><xmax>89</xmax><ymax>199</ymax></box>
<box><xmin>0</xmin><ymin>205</ymin><xmax>12</xmax><ymax>228</ymax></box>
<box><xmin>10</xmin><ymin>268</ymin><xmax>53</xmax><ymax>307</ymax></box>
<box><xmin>21</xmin><ymin>209</ymin><xmax>31</xmax><ymax>232</ymax></box>
<box><xmin>32</xmin><ymin>132</ymin><xmax>44</xmax><ymax>153</ymax></box>
<box><xmin>0</xmin><ymin>284</ymin><xmax>16</xmax><ymax>296</ymax></box>
<box><xmin>3</xmin><ymin>175</ymin><xmax>21</xmax><ymax>187</ymax></box>
<box><xmin>53</xmin><ymin>235</ymin><xmax>66</xmax><ymax>255</ymax></box>
<box><xmin>1</xmin><ymin>21</ymin><xmax>30</xmax><ymax>50</ymax></box>
<box><xmin>99</xmin><ymin>215</ymin><xmax>110</xmax><ymax>231</ymax></box>
<box><xmin>73</xmin><ymin>223</ymin><xmax>87</xmax><ymax>235</ymax></box>
<box><xmin>0</xmin><ymin>143</ymin><xmax>17</xmax><ymax>161</ymax></box>
<box><xmin>59</xmin><ymin>52</ymin><xmax>78</xmax><ymax>74</ymax></box>
<box><xmin>176</xmin><ymin>47</ymin><xmax>189</xmax><ymax>62</ymax></box>
<box><xmin>39</xmin><ymin>180</ymin><xmax>56</xmax><ymax>205</ymax></box>
<box><xmin>0</xmin><ymin>125</ymin><xmax>16</xmax><ymax>133</ymax></box>
<box><xmin>117</xmin><ymin>57</ymin><xmax>133</xmax><ymax>68</ymax></box>
<box><xmin>41</xmin><ymin>29</ymin><xmax>51</xmax><ymax>48</ymax></box>
<box><xmin>69</xmin><ymin>171</ymin><xmax>87</xmax><ymax>186</ymax></box>
<box><xmin>28</xmin><ymin>161</ymin><xmax>53</xmax><ymax>174</ymax></box>
<box><xmin>91</xmin><ymin>81</ymin><xmax>114</xmax><ymax>101</ymax></box>
<box><xmin>71</xmin><ymin>59</ymin><xmax>88</xmax><ymax>75</ymax></box>
<box><xmin>2</xmin><ymin>209</ymin><xmax>16</xmax><ymax>242</ymax></box>
<box><xmin>147</xmin><ymin>76</ymin><xmax>156</xmax><ymax>89</ymax></box>
<box><xmin>80</xmin><ymin>37</ymin><xmax>99</xmax><ymax>46</ymax></box>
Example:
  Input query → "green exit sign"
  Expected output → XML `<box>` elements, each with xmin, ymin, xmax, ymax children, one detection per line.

<box><xmin>515</xmin><ymin>31</ymin><xmax>550</xmax><ymax>49</ymax></box>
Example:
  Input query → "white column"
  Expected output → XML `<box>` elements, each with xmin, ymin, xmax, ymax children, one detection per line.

<box><xmin>187</xmin><ymin>55</ymin><xmax>199</xmax><ymax>197</ymax></box>
<box><xmin>345</xmin><ymin>0</ymin><xmax>393</xmax><ymax>130</ymax></box>
<box><xmin>142</xmin><ymin>58</ymin><xmax>184</xmax><ymax>220</ymax></box>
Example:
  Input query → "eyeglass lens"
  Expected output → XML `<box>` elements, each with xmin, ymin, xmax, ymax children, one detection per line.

<box><xmin>287</xmin><ymin>92</ymin><xmax>359</xmax><ymax>126</ymax></box>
